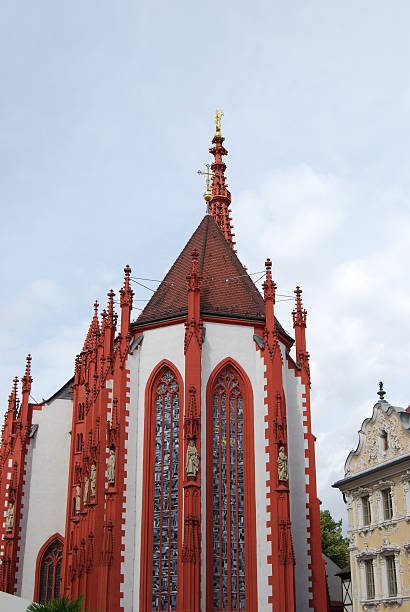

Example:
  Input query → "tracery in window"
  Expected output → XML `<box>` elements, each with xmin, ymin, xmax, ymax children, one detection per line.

<box><xmin>151</xmin><ymin>368</ymin><xmax>180</xmax><ymax>611</ymax></box>
<box><xmin>38</xmin><ymin>539</ymin><xmax>63</xmax><ymax>604</ymax></box>
<box><xmin>212</xmin><ymin>366</ymin><xmax>246</xmax><ymax>611</ymax></box>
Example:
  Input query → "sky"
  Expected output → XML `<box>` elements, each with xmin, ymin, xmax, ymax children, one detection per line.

<box><xmin>1</xmin><ymin>1</ymin><xmax>410</xmax><ymax>524</ymax></box>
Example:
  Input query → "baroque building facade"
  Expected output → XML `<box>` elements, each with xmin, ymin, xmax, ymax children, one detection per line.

<box><xmin>334</xmin><ymin>386</ymin><xmax>410</xmax><ymax>610</ymax></box>
<box><xmin>0</xmin><ymin>117</ymin><xmax>327</xmax><ymax>611</ymax></box>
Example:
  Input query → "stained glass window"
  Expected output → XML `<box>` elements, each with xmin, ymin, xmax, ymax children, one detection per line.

<box><xmin>151</xmin><ymin>368</ymin><xmax>180</xmax><ymax>611</ymax></box>
<box><xmin>38</xmin><ymin>539</ymin><xmax>63</xmax><ymax>604</ymax></box>
<box><xmin>212</xmin><ymin>366</ymin><xmax>246</xmax><ymax>611</ymax></box>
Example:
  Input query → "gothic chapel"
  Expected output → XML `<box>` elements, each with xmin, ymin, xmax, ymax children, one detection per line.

<box><xmin>0</xmin><ymin>115</ymin><xmax>328</xmax><ymax>611</ymax></box>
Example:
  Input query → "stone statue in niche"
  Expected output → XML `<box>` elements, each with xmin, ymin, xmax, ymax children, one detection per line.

<box><xmin>83</xmin><ymin>476</ymin><xmax>89</xmax><ymax>505</ymax></box>
<box><xmin>278</xmin><ymin>446</ymin><xmax>288</xmax><ymax>481</ymax></box>
<box><xmin>75</xmin><ymin>484</ymin><xmax>81</xmax><ymax>513</ymax></box>
<box><xmin>5</xmin><ymin>502</ymin><xmax>14</xmax><ymax>532</ymax></box>
<box><xmin>107</xmin><ymin>448</ymin><xmax>116</xmax><ymax>484</ymax></box>
<box><xmin>90</xmin><ymin>462</ymin><xmax>96</xmax><ymax>497</ymax></box>
<box><xmin>186</xmin><ymin>439</ymin><xmax>200</xmax><ymax>478</ymax></box>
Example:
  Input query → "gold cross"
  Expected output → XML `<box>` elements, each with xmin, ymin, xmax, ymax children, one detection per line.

<box><xmin>197</xmin><ymin>163</ymin><xmax>214</xmax><ymax>202</ymax></box>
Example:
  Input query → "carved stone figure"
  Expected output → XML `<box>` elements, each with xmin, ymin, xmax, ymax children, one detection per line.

<box><xmin>215</xmin><ymin>109</ymin><xmax>224</xmax><ymax>136</ymax></box>
<box><xmin>83</xmin><ymin>476</ymin><xmax>89</xmax><ymax>505</ymax></box>
<box><xmin>107</xmin><ymin>448</ymin><xmax>116</xmax><ymax>484</ymax></box>
<box><xmin>186</xmin><ymin>439</ymin><xmax>200</xmax><ymax>478</ymax></box>
<box><xmin>90</xmin><ymin>462</ymin><xmax>96</xmax><ymax>497</ymax></box>
<box><xmin>5</xmin><ymin>502</ymin><xmax>14</xmax><ymax>532</ymax></box>
<box><xmin>76</xmin><ymin>484</ymin><xmax>81</xmax><ymax>513</ymax></box>
<box><xmin>278</xmin><ymin>446</ymin><xmax>288</xmax><ymax>481</ymax></box>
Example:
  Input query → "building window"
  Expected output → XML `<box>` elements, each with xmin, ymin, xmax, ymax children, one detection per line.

<box><xmin>362</xmin><ymin>495</ymin><xmax>371</xmax><ymax>526</ymax></box>
<box><xmin>206</xmin><ymin>363</ymin><xmax>257</xmax><ymax>611</ymax></box>
<box><xmin>382</xmin><ymin>488</ymin><xmax>393</xmax><ymax>520</ymax></box>
<box><xmin>386</xmin><ymin>556</ymin><xmax>397</xmax><ymax>597</ymax></box>
<box><xmin>38</xmin><ymin>539</ymin><xmax>63</xmax><ymax>604</ymax></box>
<box><xmin>151</xmin><ymin>368</ymin><xmax>180</xmax><ymax>611</ymax></box>
<box><xmin>365</xmin><ymin>559</ymin><xmax>375</xmax><ymax>600</ymax></box>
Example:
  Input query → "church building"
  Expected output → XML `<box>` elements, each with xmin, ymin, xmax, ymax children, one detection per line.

<box><xmin>0</xmin><ymin>114</ymin><xmax>327</xmax><ymax>611</ymax></box>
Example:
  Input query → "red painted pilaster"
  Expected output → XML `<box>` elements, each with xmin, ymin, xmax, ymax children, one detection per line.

<box><xmin>0</xmin><ymin>356</ymin><xmax>33</xmax><ymax>594</ymax></box>
<box><xmin>262</xmin><ymin>260</ymin><xmax>295</xmax><ymax>612</ymax></box>
<box><xmin>182</xmin><ymin>249</ymin><xmax>203</xmax><ymax>612</ymax></box>
<box><xmin>61</xmin><ymin>266</ymin><xmax>134</xmax><ymax>612</ymax></box>
<box><xmin>292</xmin><ymin>287</ymin><xmax>328</xmax><ymax>611</ymax></box>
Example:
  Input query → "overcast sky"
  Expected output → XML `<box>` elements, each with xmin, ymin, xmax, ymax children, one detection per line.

<box><xmin>1</xmin><ymin>1</ymin><xmax>410</xmax><ymax>524</ymax></box>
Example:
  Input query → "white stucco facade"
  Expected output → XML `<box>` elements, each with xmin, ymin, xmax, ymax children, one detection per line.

<box><xmin>18</xmin><ymin>397</ymin><xmax>72</xmax><ymax>601</ymax></box>
<box><xmin>283</xmin><ymin>354</ymin><xmax>311</xmax><ymax>611</ymax></box>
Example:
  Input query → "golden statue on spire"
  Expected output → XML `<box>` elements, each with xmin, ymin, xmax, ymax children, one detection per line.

<box><xmin>215</xmin><ymin>109</ymin><xmax>224</xmax><ymax>137</ymax></box>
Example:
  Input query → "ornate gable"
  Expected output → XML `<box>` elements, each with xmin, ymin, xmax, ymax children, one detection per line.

<box><xmin>346</xmin><ymin>402</ymin><xmax>410</xmax><ymax>476</ymax></box>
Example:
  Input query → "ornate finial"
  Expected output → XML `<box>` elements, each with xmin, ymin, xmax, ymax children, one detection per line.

<box><xmin>25</xmin><ymin>354</ymin><xmax>32</xmax><ymax>377</ymax></box>
<box><xmin>22</xmin><ymin>354</ymin><xmax>33</xmax><ymax>393</ymax></box>
<box><xmin>124</xmin><ymin>264</ymin><xmax>131</xmax><ymax>281</ymax></box>
<box><xmin>377</xmin><ymin>381</ymin><xmax>386</xmax><ymax>401</ymax></box>
<box><xmin>12</xmin><ymin>376</ymin><xmax>18</xmax><ymax>400</ymax></box>
<box><xmin>263</xmin><ymin>259</ymin><xmax>276</xmax><ymax>302</ymax></box>
<box><xmin>215</xmin><ymin>109</ymin><xmax>224</xmax><ymax>137</ymax></box>
<box><xmin>187</xmin><ymin>248</ymin><xmax>202</xmax><ymax>293</ymax></box>
<box><xmin>292</xmin><ymin>286</ymin><xmax>307</xmax><ymax>328</ymax></box>
<box><xmin>94</xmin><ymin>300</ymin><xmax>99</xmax><ymax>317</ymax></box>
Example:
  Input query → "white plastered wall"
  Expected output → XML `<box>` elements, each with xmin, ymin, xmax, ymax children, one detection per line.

<box><xmin>201</xmin><ymin>322</ymin><xmax>268</xmax><ymax>611</ymax></box>
<box><xmin>283</xmin><ymin>356</ymin><xmax>310</xmax><ymax>611</ymax></box>
<box><xmin>127</xmin><ymin>323</ymin><xmax>186</xmax><ymax>612</ymax></box>
<box><xmin>18</xmin><ymin>398</ymin><xmax>72</xmax><ymax>600</ymax></box>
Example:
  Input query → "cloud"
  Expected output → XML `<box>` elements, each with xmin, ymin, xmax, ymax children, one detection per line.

<box><xmin>235</xmin><ymin>165</ymin><xmax>410</xmax><ymax>523</ymax></box>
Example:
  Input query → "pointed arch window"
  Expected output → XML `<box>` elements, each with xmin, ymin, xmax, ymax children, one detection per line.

<box><xmin>206</xmin><ymin>363</ymin><xmax>257</xmax><ymax>612</ymax></box>
<box><xmin>141</xmin><ymin>365</ymin><xmax>183</xmax><ymax>612</ymax></box>
<box><xmin>35</xmin><ymin>536</ymin><xmax>63</xmax><ymax>604</ymax></box>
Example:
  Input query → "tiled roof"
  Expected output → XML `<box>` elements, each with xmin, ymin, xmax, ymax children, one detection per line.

<box><xmin>134</xmin><ymin>215</ymin><xmax>291</xmax><ymax>340</ymax></box>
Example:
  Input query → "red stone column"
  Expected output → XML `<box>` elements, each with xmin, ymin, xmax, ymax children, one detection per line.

<box><xmin>262</xmin><ymin>260</ymin><xmax>295</xmax><ymax>612</ymax></box>
<box><xmin>293</xmin><ymin>288</ymin><xmax>328</xmax><ymax>611</ymax></box>
<box><xmin>182</xmin><ymin>249</ymin><xmax>203</xmax><ymax>612</ymax></box>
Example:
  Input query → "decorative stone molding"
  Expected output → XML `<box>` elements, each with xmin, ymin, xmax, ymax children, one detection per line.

<box><xmin>356</xmin><ymin>548</ymin><xmax>377</xmax><ymax>561</ymax></box>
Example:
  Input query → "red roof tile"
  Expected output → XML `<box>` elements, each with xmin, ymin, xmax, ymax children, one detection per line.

<box><xmin>134</xmin><ymin>215</ymin><xmax>291</xmax><ymax>341</ymax></box>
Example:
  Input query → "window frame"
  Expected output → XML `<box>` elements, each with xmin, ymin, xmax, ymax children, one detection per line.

<box><xmin>382</xmin><ymin>488</ymin><xmax>393</xmax><ymax>520</ymax></box>
<box><xmin>34</xmin><ymin>533</ymin><xmax>64</xmax><ymax>604</ymax></box>
<box><xmin>139</xmin><ymin>361</ymin><xmax>184</xmax><ymax>612</ymax></box>
<box><xmin>361</xmin><ymin>495</ymin><xmax>371</xmax><ymax>526</ymax></box>
<box><xmin>386</xmin><ymin>555</ymin><xmax>398</xmax><ymax>597</ymax></box>
<box><xmin>365</xmin><ymin>559</ymin><xmax>375</xmax><ymax>600</ymax></box>
<box><xmin>205</xmin><ymin>358</ymin><xmax>257</xmax><ymax>612</ymax></box>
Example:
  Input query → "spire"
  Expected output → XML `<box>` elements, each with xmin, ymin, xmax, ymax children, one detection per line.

<box><xmin>208</xmin><ymin>110</ymin><xmax>235</xmax><ymax>249</ymax></box>
<box><xmin>292</xmin><ymin>286</ymin><xmax>307</xmax><ymax>358</ymax></box>
<box><xmin>84</xmin><ymin>301</ymin><xmax>100</xmax><ymax>351</ymax></box>
<box><xmin>119</xmin><ymin>265</ymin><xmax>134</xmax><ymax>337</ymax></box>
<box><xmin>263</xmin><ymin>258</ymin><xmax>276</xmax><ymax>332</ymax></box>
<box><xmin>22</xmin><ymin>354</ymin><xmax>32</xmax><ymax>395</ymax></box>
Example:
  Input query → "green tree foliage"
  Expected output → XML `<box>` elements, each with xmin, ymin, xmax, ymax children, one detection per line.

<box><xmin>320</xmin><ymin>509</ymin><xmax>349</xmax><ymax>568</ymax></box>
<box><xmin>27</xmin><ymin>596</ymin><xmax>84</xmax><ymax>612</ymax></box>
